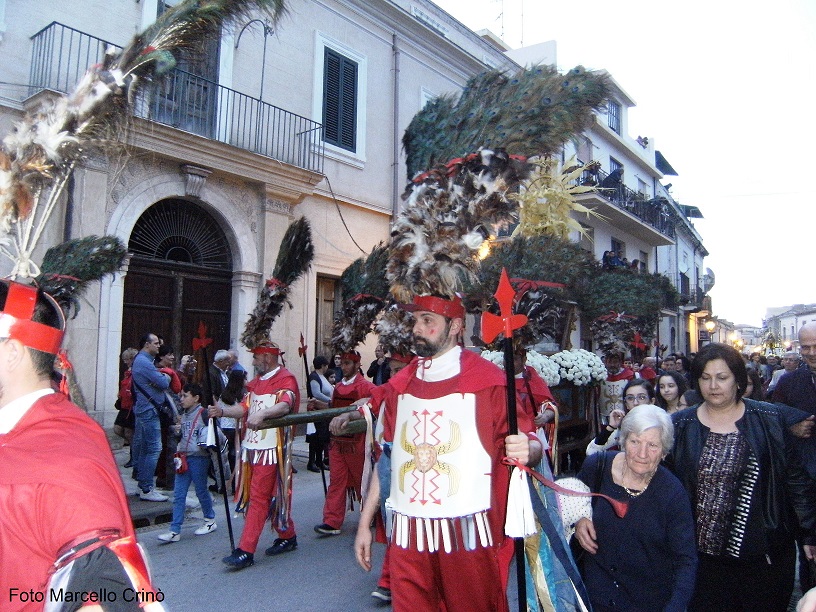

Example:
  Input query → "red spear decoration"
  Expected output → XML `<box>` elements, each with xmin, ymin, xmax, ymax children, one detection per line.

<box><xmin>480</xmin><ymin>268</ymin><xmax>529</xmax><ymax>611</ymax></box>
<box><xmin>193</xmin><ymin>321</ymin><xmax>235</xmax><ymax>551</ymax></box>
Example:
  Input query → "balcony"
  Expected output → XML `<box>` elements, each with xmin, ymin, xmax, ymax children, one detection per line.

<box><xmin>28</xmin><ymin>22</ymin><xmax>324</xmax><ymax>175</ymax></box>
<box><xmin>574</xmin><ymin>166</ymin><xmax>676</xmax><ymax>245</ymax></box>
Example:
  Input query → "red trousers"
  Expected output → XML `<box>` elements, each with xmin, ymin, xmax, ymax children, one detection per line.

<box><xmin>238</xmin><ymin>462</ymin><xmax>296</xmax><ymax>553</ymax></box>
<box><xmin>389</xmin><ymin>539</ymin><xmax>512</xmax><ymax>612</ymax></box>
<box><xmin>322</xmin><ymin>435</ymin><xmax>364</xmax><ymax>529</ymax></box>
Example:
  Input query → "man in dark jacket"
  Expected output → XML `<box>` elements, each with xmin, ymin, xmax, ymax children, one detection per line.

<box><xmin>772</xmin><ymin>322</ymin><xmax>816</xmax><ymax>592</ymax></box>
<box><xmin>366</xmin><ymin>344</ymin><xmax>391</xmax><ymax>385</ymax></box>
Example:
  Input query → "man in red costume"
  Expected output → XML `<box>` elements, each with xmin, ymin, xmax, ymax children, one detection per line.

<box><xmin>513</xmin><ymin>346</ymin><xmax>558</xmax><ymax>473</ymax></box>
<box><xmin>0</xmin><ymin>281</ymin><xmax>162</xmax><ymax>610</ymax></box>
<box><xmin>354</xmin><ymin>294</ymin><xmax>541</xmax><ymax>612</ymax></box>
<box><xmin>211</xmin><ymin>341</ymin><xmax>300</xmax><ymax>570</ymax></box>
<box><xmin>315</xmin><ymin>351</ymin><xmax>376</xmax><ymax>536</ymax></box>
<box><xmin>600</xmin><ymin>348</ymin><xmax>634</xmax><ymax>417</ymax></box>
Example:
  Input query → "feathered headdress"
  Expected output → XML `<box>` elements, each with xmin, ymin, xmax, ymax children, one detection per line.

<box><xmin>388</xmin><ymin>65</ymin><xmax>610</xmax><ymax>309</ymax></box>
<box><xmin>241</xmin><ymin>216</ymin><xmax>314</xmax><ymax>350</ymax></box>
<box><xmin>0</xmin><ymin>0</ymin><xmax>285</xmax><ymax>282</ymax></box>
<box><xmin>35</xmin><ymin>235</ymin><xmax>128</xmax><ymax>318</ymax></box>
<box><xmin>330</xmin><ymin>244</ymin><xmax>390</xmax><ymax>355</ymax></box>
<box><xmin>403</xmin><ymin>66</ymin><xmax>610</xmax><ymax>180</ymax></box>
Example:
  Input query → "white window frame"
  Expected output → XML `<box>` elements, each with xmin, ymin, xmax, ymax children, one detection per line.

<box><xmin>313</xmin><ymin>31</ymin><xmax>367</xmax><ymax>168</ymax></box>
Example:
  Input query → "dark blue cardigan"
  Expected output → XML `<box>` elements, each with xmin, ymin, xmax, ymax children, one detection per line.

<box><xmin>577</xmin><ymin>452</ymin><xmax>697</xmax><ymax>612</ymax></box>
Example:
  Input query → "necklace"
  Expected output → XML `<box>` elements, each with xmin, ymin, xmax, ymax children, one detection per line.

<box><xmin>621</xmin><ymin>461</ymin><xmax>654</xmax><ymax>498</ymax></box>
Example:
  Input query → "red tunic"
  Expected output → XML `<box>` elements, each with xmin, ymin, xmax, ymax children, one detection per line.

<box><xmin>322</xmin><ymin>375</ymin><xmax>376</xmax><ymax>528</ymax></box>
<box><xmin>0</xmin><ymin>394</ymin><xmax>137</xmax><ymax>609</ymax></box>
<box><xmin>378</xmin><ymin>349</ymin><xmax>536</xmax><ymax>612</ymax></box>
<box><xmin>515</xmin><ymin>365</ymin><xmax>555</xmax><ymax>420</ymax></box>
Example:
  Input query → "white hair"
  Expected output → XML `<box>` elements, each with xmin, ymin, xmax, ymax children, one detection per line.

<box><xmin>214</xmin><ymin>349</ymin><xmax>230</xmax><ymax>363</ymax></box>
<box><xmin>619</xmin><ymin>404</ymin><xmax>674</xmax><ymax>455</ymax></box>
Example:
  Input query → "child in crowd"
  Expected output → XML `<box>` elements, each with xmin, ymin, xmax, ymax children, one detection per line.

<box><xmin>158</xmin><ymin>383</ymin><xmax>217</xmax><ymax>542</ymax></box>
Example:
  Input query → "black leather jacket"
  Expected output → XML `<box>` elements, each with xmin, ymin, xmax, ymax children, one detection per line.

<box><xmin>668</xmin><ymin>399</ymin><xmax>816</xmax><ymax>553</ymax></box>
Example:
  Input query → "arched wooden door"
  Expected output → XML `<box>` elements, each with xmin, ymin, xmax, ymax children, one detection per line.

<box><xmin>121</xmin><ymin>199</ymin><xmax>233</xmax><ymax>359</ymax></box>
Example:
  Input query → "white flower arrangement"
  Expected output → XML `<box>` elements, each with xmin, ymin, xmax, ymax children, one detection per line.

<box><xmin>525</xmin><ymin>350</ymin><xmax>561</xmax><ymax>386</ymax></box>
<box><xmin>549</xmin><ymin>349</ymin><xmax>607</xmax><ymax>386</ymax></box>
<box><xmin>479</xmin><ymin>349</ymin><xmax>561</xmax><ymax>386</ymax></box>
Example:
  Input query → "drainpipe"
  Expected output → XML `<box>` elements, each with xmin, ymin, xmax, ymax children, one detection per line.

<box><xmin>392</xmin><ymin>33</ymin><xmax>401</xmax><ymax>221</ymax></box>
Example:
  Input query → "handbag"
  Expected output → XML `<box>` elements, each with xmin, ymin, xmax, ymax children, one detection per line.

<box><xmin>174</xmin><ymin>410</ymin><xmax>201</xmax><ymax>474</ymax></box>
<box><xmin>173</xmin><ymin>452</ymin><xmax>188</xmax><ymax>474</ymax></box>
<box><xmin>132</xmin><ymin>378</ymin><xmax>176</xmax><ymax>424</ymax></box>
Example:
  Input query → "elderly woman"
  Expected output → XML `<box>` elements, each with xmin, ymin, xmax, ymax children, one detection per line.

<box><xmin>587</xmin><ymin>378</ymin><xmax>655</xmax><ymax>455</ymax></box>
<box><xmin>669</xmin><ymin>343</ymin><xmax>816</xmax><ymax>611</ymax></box>
<box><xmin>573</xmin><ymin>404</ymin><xmax>697</xmax><ymax>611</ymax></box>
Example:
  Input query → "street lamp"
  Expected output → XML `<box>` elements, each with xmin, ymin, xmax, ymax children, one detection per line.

<box><xmin>704</xmin><ymin>320</ymin><xmax>716</xmax><ymax>344</ymax></box>
<box><xmin>235</xmin><ymin>19</ymin><xmax>274</xmax><ymax>102</ymax></box>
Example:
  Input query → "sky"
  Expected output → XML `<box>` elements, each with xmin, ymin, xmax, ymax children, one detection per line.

<box><xmin>432</xmin><ymin>0</ymin><xmax>816</xmax><ymax>326</ymax></box>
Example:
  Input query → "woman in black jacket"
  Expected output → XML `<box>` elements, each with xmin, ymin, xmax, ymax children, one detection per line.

<box><xmin>668</xmin><ymin>343</ymin><xmax>816</xmax><ymax>612</ymax></box>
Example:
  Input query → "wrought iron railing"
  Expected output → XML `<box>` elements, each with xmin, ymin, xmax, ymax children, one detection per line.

<box><xmin>578</xmin><ymin>167</ymin><xmax>676</xmax><ymax>239</ymax></box>
<box><xmin>28</xmin><ymin>22</ymin><xmax>324</xmax><ymax>174</ymax></box>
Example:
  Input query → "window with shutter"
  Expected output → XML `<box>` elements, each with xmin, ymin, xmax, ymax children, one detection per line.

<box><xmin>323</xmin><ymin>48</ymin><xmax>357</xmax><ymax>152</ymax></box>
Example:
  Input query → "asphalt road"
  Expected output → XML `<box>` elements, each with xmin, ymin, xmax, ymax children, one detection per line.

<box><xmin>136</xmin><ymin>451</ymin><xmax>391</xmax><ymax>611</ymax></box>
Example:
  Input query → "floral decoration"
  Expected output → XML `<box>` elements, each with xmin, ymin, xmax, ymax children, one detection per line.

<box><xmin>480</xmin><ymin>348</ymin><xmax>603</xmax><ymax>387</ymax></box>
<box><xmin>548</xmin><ymin>349</ymin><xmax>606</xmax><ymax>386</ymax></box>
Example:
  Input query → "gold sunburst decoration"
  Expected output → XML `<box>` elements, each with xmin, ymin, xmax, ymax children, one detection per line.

<box><xmin>511</xmin><ymin>156</ymin><xmax>606</xmax><ymax>241</ymax></box>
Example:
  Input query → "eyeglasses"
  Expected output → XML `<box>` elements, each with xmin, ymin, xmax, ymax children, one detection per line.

<box><xmin>624</xmin><ymin>393</ymin><xmax>649</xmax><ymax>402</ymax></box>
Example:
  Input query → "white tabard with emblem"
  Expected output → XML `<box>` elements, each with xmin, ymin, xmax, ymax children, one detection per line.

<box><xmin>389</xmin><ymin>392</ymin><xmax>493</xmax><ymax>552</ymax></box>
<box><xmin>241</xmin><ymin>390</ymin><xmax>282</xmax><ymax>465</ymax></box>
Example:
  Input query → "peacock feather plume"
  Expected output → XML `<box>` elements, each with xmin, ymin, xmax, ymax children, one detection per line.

<box><xmin>241</xmin><ymin>216</ymin><xmax>314</xmax><ymax>350</ymax></box>
<box><xmin>331</xmin><ymin>243</ymin><xmax>391</xmax><ymax>354</ymax></box>
<box><xmin>403</xmin><ymin>65</ymin><xmax>611</xmax><ymax>179</ymax></box>
<box><xmin>35</xmin><ymin>235</ymin><xmax>128</xmax><ymax>318</ymax></box>
<box><xmin>0</xmin><ymin>0</ymin><xmax>286</xmax><ymax>279</ymax></box>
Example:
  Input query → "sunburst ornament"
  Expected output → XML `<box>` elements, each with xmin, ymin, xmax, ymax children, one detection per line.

<box><xmin>511</xmin><ymin>156</ymin><xmax>605</xmax><ymax>241</ymax></box>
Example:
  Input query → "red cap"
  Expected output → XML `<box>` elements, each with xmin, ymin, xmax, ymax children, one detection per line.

<box><xmin>251</xmin><ymin>342</ymin><xmax>284</xmax><ymax>356</ymax></box>
<box><xmin>340</xmin><ymin>351</ymin><xmax>361</xmax><ymax>363</ymax></box>
<box><xmin>401</xmin><ymin>295</ymin><xmax>465</xmax><ymax>319</ymax></box>
<box><xmin>0</xmin><ymin>281</ymin><xmax>65</xmax><ymax>355</ymax></box>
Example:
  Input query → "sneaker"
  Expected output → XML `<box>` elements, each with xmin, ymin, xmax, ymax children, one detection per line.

<box><xmin>314</xmin><ymin>523</ymin><xmax>341</xmax><ymax>536</ymax></box>
<box><xmin>139</xmin><ymin>489</ymin><xmax>169</xmax><ymax>502</ymax></box>
<box><xmin>194</xmin><ymin>519</ymin><xmax>217</xmax><ymax>536</ymax></box>
<box><xmin>265</xmin><ymin>536</ymin><xmax>298</xmax><ymax>556</ymax></box>
<box><xmin>371</xmin><ymin>586</ymin><xmax>392</xmax><ymax>602</ymax></box>
<box><xmin>157</xmin><ymin>531</ymin><xmax>179</xmax><ymax>543</ymax></box>
<box><xmin>222</xmin><ymin>548</ymin><xmax>254</xmax><ymax>570</ymax></box>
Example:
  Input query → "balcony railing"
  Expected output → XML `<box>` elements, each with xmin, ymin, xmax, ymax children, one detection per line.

<box><xmin>28</xmin><ymin>22</ymin><xmax>324</xmax><ymax>174</ymax></box>
<box><xmin>578</xmin><ymin>167</ymin><xmax>676</xmax><ymax>239</ymax></box>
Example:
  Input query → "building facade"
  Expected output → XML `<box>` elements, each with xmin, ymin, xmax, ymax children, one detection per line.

<box><xmin>1</xmin><ymin>0</ymin><xmax>711</xmax><ymax>429</ymax></box>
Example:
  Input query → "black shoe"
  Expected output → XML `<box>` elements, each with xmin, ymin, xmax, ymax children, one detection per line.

<box><xmin>314</xmin><ymin>523</ymin><xmax>341</xmax><ymax>536</ymax></box>
<box><xmin>307</xmin><ymin>463</ymin><xmax>320</xmax><ymax>473</ymax></box>
<box><xmin>222</xmin><ymin>548</ymin><xmax>254</xmax><ymax>569</ymax></box>
<box><xmin>265</xmin><ymin>537</ymin><xmax>298</xmax><ymax>556</ymax></box>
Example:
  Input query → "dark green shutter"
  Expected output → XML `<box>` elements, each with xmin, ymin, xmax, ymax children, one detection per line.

<box><xmin>323</xmin><ymin>48</ymin><xmax>357</xmax><ymax>151</ymax></box>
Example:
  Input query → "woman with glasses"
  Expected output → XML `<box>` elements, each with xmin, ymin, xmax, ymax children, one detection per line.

<box><xmin>587</xmin><ymin>379</ymin><xmax>655</xmax><ymax>455</ymax></box>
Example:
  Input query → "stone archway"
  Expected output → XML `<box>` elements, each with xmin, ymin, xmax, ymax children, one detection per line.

<box><xmin>121</xmin><ymin>198</ymin><xmax>233</xmax><ymax>359</ymax></box>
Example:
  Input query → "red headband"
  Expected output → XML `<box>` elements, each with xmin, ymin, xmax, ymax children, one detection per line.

<box><xmin>0</xmin><ymin>282</ymin><xmax>65</xmax><ymax>355</ymax></box>
<box><xmin>340</xmin><ymin>352</ymin><xmax>361</xmax><ymax>363</ymax></box>
<box><xmin>251</xmin><ymin>344</ymin><xmax>283</xmax><ymax>356</ymax></box>
<box><xmin>401</xmin><ymin>295</ymin><xmax>465</xmax><ymax>319</ymax></box>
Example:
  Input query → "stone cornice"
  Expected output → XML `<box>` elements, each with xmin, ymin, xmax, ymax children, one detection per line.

<box><xmin>127</xmin><ymin>118</ymin><xmax>323</xmax><ymax>205</ymax></box>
